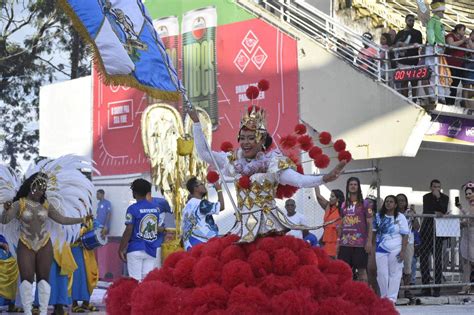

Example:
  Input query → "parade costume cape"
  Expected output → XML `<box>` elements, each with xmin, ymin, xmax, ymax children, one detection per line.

<box><xmin>0</xmin><ymin>155</ymin><xmax>95</xmax><ymax>256</ymax></box>
<box><xmin>105</xmin><ymin>101</ymin><xmax>397</xmax><ymax>313</ymax></box>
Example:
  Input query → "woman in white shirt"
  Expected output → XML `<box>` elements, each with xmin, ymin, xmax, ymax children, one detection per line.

<box><xmin>373</xmin><ymin>195</ymin><xmax>409</xmax><ymax>303</ymax></box>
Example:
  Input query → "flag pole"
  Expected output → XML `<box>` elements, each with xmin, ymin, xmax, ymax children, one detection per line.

<box><xmin>180</xmin><ymin>91</ymin><xmax>240</xmax><ymax>215</ymax></box>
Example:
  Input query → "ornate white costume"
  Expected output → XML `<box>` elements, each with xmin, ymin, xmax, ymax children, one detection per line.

<box><xmin>193</xmin><ymin>123</ymin><xmax>324</xmax><ymax>242</ymax></box>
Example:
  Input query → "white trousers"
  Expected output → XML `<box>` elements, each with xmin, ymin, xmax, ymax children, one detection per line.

<box><xmin>127</xmin><ymin>248</ymin><xmax>161</xmax><ymax>281</ymax></box>
<box><xmin>376</xmin><ymin>251</ymin><xmax>404</xmax><ymax>302</ymax></box>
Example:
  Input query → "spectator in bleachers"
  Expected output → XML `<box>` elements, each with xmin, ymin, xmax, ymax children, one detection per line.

<box><xmin>373</xmin><ymin>195</ymin><xmax>409</xmax><ymax>303</ymax></box>
<box><xmin>426</xmin><ymin>1</ymin><xmax>451</xmax><ymax>103</ymax></box>
<box><xmin>394</xmin><ymin>14</ymin><xmax>423</xmax><ymax>98</ymax></box>
<box><xmin>396</xmin><ymin>194</ymin><xmax>420</xmax><ymax>299</ymax></box>
<box><xmin>380</xmin><ymin>33</ymin><xmax>396</xmax><ymax>83</ymax></box>
<box><xmin>420</xmin><ymin>179</ymin><xmax>449</xmax><ymax>297</ymax></box>
<box><xmin>462</xmin><ymin>31</ymin><xmax>474</xmax><ymax>109</ymax></box>
<box><xmin>337</xmin><ymin>37</ymin><xmax>355</xmax><ymax>63</ymax></box>
<box><xmin>357</xmin><ymin>32</ymin><xmax>378</xmax><ymax>75</ymax></box>
<box><xmin>445</xmin><ymin>24</ymin><xmax>468</xmax><ymax>105</ymax></box>
<box><xmin>314</xmin><ymin>186</ymin><xmax>344</xmax><ymax>258</ymax></box>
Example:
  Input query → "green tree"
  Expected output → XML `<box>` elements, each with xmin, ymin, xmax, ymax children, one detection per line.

<box><xmin>0</xmin><ymin>0</ymin><xmax>90</xmax><ymax>169</ymax></box>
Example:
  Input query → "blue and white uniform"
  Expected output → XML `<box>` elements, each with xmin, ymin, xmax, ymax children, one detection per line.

<box><xmin>125</xmin><ymin>199</ymin><xmax>164</xmax><ymax>281</ymax></box>
<box><xmin>181</xmin><ymin>198</ymin><xmax>220</xmax><ymax>251</ymax></box>
<box><xmin>373</xmin><ymin>213</ymin><xmax>409</xmax><ymax>302</ymax></box>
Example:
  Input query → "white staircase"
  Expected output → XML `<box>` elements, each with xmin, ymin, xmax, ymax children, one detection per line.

<box><xmin>237</xmin><ymin>0</ymin><xmax>431</xmax><ymax>160</ymax></box>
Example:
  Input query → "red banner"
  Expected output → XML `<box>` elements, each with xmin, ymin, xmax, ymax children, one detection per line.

<box><xmin>93</xmin><ymin>18</ymin><xmax>298</xmax><ymax>176</ymax></box>
<box><xmin>92</xmin><ymin>68</ymin><xmax>150</xmax><ymax>175</ymax></box>
<box><xmin>211</xmin><ymin>18</ymin><xmax>298</xmax><ymax>150</ymax></box>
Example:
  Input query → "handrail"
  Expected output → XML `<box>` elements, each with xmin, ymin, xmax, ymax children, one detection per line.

<box><xmin>240</xmin><ymin>0</ymin><xmax>474</xmax><ymax>109</ymax></box>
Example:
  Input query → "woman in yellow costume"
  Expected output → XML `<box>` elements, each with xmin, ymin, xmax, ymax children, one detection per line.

<box><xmin>0</xmin><ymin>156</ymin><xmax>94</xmax><ymax>315</ymax></box>
<box><xmin>0</xmin><ymin>233</ymin><xmax>21</xmax><ymax>312</ymax></box>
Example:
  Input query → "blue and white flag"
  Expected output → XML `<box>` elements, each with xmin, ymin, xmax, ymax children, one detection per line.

<box><xmin>60</xmin><ymin>0</ymin><xmax>182</xmax><ymax>100</ymax></box>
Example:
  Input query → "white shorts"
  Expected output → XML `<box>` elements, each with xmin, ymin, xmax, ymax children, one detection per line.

<box><xmin>127</xmin><ymin>248</ymin><xmax>162</xmax><ymax>281</ymax></box>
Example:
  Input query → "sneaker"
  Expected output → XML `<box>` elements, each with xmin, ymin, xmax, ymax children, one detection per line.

<box><xmin>404</xmin><ymin>290</ymin><xmax>413</xmax><ymax>299</ymax></box>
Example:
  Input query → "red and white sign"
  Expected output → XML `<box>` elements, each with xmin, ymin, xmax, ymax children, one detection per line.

<box><xmin>92</xmin><ymin>18</ymin><xmax>298</xmax><ymax>176</ymax></box>
<box><xmin>93</xmin><ymin>69</ymin><xmax>150</xmax><ymax>175</ymax></box>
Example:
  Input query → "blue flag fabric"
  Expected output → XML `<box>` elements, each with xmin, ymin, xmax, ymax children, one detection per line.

<box><xmin>59</xmin><ymin>0</ymin><xmax>182</xmax><ymax>100</ymax></box>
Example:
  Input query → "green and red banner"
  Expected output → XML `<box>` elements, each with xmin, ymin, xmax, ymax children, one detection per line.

<box><xmin>93</xmin><ymin>0</ymin><xmax>299</xmax><ymax>175</ymax></box>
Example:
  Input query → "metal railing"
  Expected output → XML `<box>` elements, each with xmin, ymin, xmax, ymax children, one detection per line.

<box><xmin>400</xmin><ymin>213</ymin><xmax>474</xmax><ymax>292</ymax></box>
<box><xmin>386</xmin><ymin>44</ymin><xmax>474</xmax><ymax>108</ymax></box>
<box><xmin>243</xmin><ymin>0</ymin><xmax>474</xmax><ymax>109</ymax></box>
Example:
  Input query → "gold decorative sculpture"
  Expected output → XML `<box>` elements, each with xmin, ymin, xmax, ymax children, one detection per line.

<box><xmin>141</xmin><ymin>104</ymin><xmax>212</xmax><ymax>260</ymax></box>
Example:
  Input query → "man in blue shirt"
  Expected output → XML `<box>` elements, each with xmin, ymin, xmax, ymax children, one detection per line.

<box><xmin>147</xmin><ymin>187</ymin><xmax>172</xmax><ymax>267</ymax></box>
<box><xmin>96</xmin><ymin>189</ymin><xmax>112</xmax><ymax>236</ymax></box>
<box><xmin>118</xmin><ymin>179</ymin><xmax>165</xmax><ymax>281</ymax></box>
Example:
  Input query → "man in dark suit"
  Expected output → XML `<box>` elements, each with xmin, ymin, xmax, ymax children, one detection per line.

<box><xmin>420</xmin><ymin>179</ymin><xmax>449</xmax><ymax>297</ymax></box>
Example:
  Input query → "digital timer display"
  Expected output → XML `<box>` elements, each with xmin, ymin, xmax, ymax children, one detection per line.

<box><xmin>393</xmin><ymin>66</ymin><xmax>431</xmax><ymax>82</ymax></box>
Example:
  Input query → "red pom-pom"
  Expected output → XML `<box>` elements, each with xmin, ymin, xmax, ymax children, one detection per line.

<box><xmin>229</xmin><ymin>284</ymin><xmax>270</xmax><ymax>312</ymax></box>
<box><xmin>279</xmin><ymin>135</ymin><xmax>297</xmax><ymax>149</ymax></box>
<box><xmin>221</xmin><ymin>260</ymin><xmax>255</xmax><ymax>291</ymax></box>
<box><xmin>294</xmin><ymin>124</ymin><xmax>307</xmax><ymax>135</ymax></box>
<box><xmin>276</xmin><ymin>184</ymin><xmax>298</xmax><ymax>199</ymax></box>
<box><xmin>220</xmin><ymin>141</ymin><xmax>234</xmax><ymax>153</ymax></box>
<box><xmin>297</xmin><ymin>248</ymin><xmax>319</xmax><ymax>266</ymax></box>
<box><xmin>163</xmin><ymin>250</ymin><xmax>187</xmax><ymax>269</ymax></box>
<box><xmin>247</xmin><ymin>105</ymin><xmax>261</xmax><ymax>113</ymax></box>
<box><xmin>130</xmin><ymin>281</ymin><xmax>181</xmax><ymax>314</ymax></box>
<box><xmin>143</xmin><ymin>267</ymin><xmax>174</xmax><ymax>285</ymax></box>
<box><xmin>257</xmin><ymin>79</ymin><xmax>270</xmax><ymax>91</ymax></box>
<box><xmin>338</xmin><ymin>150</ymin><xmax>352</xmax><ymax>162</ymax></box>
<box><xmin>319</xmin><ymin>131</ymin><xmax>332</xmax><ymax>145</ymax></box>
<box><xmin>297</xmin><ymin>135</ymin><xmax>313</xmax><ymax>151</ymax></box>
<box><xmin>201</xmin><ymin>238</ymin><xmax>224</xmax><ymax>258</ymax></box>
<box><xmin>314</xmin><ymin>154</ymin><xmax>330</xmax><ymax>169</ymax></box>
<box><xmin>246</xmin><ymin>86</ymin><xmax>260</xmax><ymax>100</ymax></box>
<box><xmin>188</xmin><ymin>283</ymin><xmax>229</xmax><ymax>311</ymax></box>
<box><xmin>220</xmin><ymin>245</ymin><xmax>247</xmax><ymax>264</ymax></box>
<box><xmin>334</xmin><ymin>139</ymin><xmax>346</xmax><ymax>152</ymax></box>
<box><xmin>272</xmin><ymin>248</ymin><xmax>300</xmax><ymax>276</ymax></box>
<box><xmin>192</xmin><ymin>256</ymin><xmax>222</xmax><ymax>287</ymax></box>
<box><xmin>173</xmin><ymin>256</ymin><xmax>197</xmax><ymax>288</ymax></box>
<box><xmin>105</xmin><ymin>277</ymin><xmax>139</xmax><ymax>315</ymax></box>
<box><xmin>271</xmin><ymin>289</ymin><xmax>318</xmax><ymax>314</ymax></box>
<box><xmin>106</xmin><ymin>234</ymin><xmax>402</xmax><ymax>314</ymax></box>
<box><xmin>206</xmin><ymin>170</ymin><xmax>219</xmax><ymax>184</ymax></box>
<box><xmin>308</xmin><ymin>146</ymin><xmax>322</xmax><ymax>159</ymax></box>
<box><xmin>258</xmin><ymin>274</ymin><xmax>297</xmax><ymax>296</ymax></box>
<box><xmin>322</xmin><ymin>259</ymin><xmax>353</xmax><ymax>286</ymax></box>
<box><xmin>296</xmin><ymin>164</ymin><xmax>304</xmax><ymax>174</ymax></box>
<box><xmin>248</xmin><ymin>250</ymin><xmax>272</xmax><ymax>277</ymax></box>
<box><xmin>238</xmin><ymin>175</ymin><xmax>251</xmax><ymax>189</ymax></box>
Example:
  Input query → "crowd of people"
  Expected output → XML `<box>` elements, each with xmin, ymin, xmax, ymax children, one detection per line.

<box><xmin>354</xmin><ymin>8</ymin><xmax>474</xmax><ymax>108</ymax></box>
